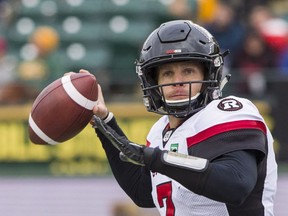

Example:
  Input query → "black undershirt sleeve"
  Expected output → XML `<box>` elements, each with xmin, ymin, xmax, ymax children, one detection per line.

<box><xmin>150</xmin><ymin>148</ymin><xmax>259</xmax><ymax>206</ymax></box>
<box><xmin>95</xmin><ymin>117</ymin><xmax>155</xmax><ymax>208</ymax></box>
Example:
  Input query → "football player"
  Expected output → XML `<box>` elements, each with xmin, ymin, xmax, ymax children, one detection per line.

<box><xmin>91</xmin><ymin>20</ymin><xmax>278</xmax><ymax>216</ymax></box>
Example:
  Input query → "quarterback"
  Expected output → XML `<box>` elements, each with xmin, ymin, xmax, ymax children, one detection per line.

<box><xmin>90</xmin><ymin>20</ymin><xmax>278</xmax><ymax>216</ymax></box>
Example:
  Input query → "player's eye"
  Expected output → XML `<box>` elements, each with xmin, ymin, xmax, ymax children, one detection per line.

<box><xmin>160</xmin><ymin>70</ymin><xmax>173</xmax><ymax>78</ymax></box>
<box><xmin>183</xmin><ymin>67</ymin><xmax>195</xmax><ymax>75</ymax></box>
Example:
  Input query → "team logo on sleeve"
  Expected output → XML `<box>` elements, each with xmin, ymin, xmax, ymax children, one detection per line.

<box><xmin>217</xmin><ymin>98</ymin><xmax>243</xmax><ymax>111</ymax></box>
<box><xmin>170</xmin><ymin>143</ymin><xmax>179</xmax><ymax>152</ymax></box>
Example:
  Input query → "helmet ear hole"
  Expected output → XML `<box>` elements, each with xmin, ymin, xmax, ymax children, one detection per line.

<box><xmin>146</xmin><ymin>68</ymin><xmax>158</xmax><ymax>86</ymax></box>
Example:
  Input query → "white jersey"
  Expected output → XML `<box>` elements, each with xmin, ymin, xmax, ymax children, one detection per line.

<box><xmin>146</xmin><ymin>96</ymin><xmax>278</xmax><ymax>216</ymax></box>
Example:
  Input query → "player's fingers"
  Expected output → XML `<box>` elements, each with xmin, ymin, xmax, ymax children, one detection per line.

<box><xmin>92</xmin><ymin>103</ymin><xmax>108</xmax><ymax>119</ymax></box>
<box><xmin>97</xmin><ymin>84</ymin><xmax>105</xmax><ymax>103</ymax></box>
<box><xmin>89</xmin><ymin>117</ymin><xmax>95</xmax><ymax>126</ymax></box>
<box><xmin>63</xmin><ymin>71</ymin><xmax>76</xmax><ymax>76</ymax></box>
<box><xmin>92</xmin><ymin>105</ymin><xmax>100</xmax><ymax>116</ymax></box>
<box><xmin>79</xmin><ymin>69</ymin><xmax>90</xmax><ymax>74</ymax></box>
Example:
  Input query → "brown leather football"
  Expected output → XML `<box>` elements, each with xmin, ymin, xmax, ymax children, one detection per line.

<box><xmin>28</xmin><ymin>73</ymin><xmax>98</xmax><ymax>145</ymax></box>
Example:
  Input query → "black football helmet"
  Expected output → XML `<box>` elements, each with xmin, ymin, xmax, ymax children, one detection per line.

<box><xmin>136</xmin><ymin>20</ymin><xmax>230</xmax><ymax>118</ymax></box>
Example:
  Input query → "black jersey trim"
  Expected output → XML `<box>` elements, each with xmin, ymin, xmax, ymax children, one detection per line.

<box><xmin>187</xmin><ymin>129</ymin><xmax>267</xmax><ymax>162</ymax></box>
<box><xmin>187</xmin><ymin>120</ymin><xmax>266</xmax><ymax>148</ymax></box>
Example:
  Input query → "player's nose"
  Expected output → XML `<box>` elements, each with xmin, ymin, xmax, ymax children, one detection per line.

<box><xmin>172</xmin><ymin>74</ymin><xmax>186</xmax><ymax>86</ymax></box>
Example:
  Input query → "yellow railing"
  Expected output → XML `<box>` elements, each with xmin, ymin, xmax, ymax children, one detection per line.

<box><xmin>0</xmin><ymin>103</ymin><xmax>158</xmax><ymax>176</ymax></box>
<box><xmin>0</xmin><ymin>101</ymin><xmax>275</xmax><ymax>176</ymax></box>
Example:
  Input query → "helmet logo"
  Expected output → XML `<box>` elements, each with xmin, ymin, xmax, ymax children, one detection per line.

<box><xmin>217</xmin><ymin>98</ymin><xmax>243</xmax><ymax>111</ymax></box>
<box><xmin>166</xmin><ymin>49</ymin><xmax>182</xmax><ymax>54</ymax></box>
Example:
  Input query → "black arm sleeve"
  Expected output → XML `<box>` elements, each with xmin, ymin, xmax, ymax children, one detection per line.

<box><xmin>150</xmin><ymin>148</ymin><xmax>259</xmax><ymax>206</ymax></box>
<box><xmin>95</xmin><ymin>117</ymin><xmax>155</xmax><ymax>208</ymax></box>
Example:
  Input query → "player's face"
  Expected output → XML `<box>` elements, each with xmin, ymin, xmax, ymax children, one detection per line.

<box><xmin>157</xmin><ymin>61</ymin><xmax>204</xmax><ymax>101</ymax></box>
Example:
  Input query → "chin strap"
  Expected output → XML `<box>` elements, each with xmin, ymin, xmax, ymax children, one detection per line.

<box><xmin>165</xmin><ymin>93</ymin><xmax>200</xmax><ymax>105</ymax></box>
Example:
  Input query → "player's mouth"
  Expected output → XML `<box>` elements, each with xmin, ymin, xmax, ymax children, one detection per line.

<box><xmin>167</xmin><ymin>93</ymin><xmax>190</xmax><ymax>101</ymax></box>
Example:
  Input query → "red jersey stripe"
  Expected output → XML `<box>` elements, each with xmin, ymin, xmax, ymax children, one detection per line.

<box><xmin>187</xmin><ymin>120</ymin><xmax>267</xmax><ymax>148</ymax></box>
<box><xmin>146</xmin><ymin>140</ymin><xmax>151</xmax><ymax>147</ymax></box>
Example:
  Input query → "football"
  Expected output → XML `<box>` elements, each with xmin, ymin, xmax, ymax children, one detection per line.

<box><xmin>28</xmin><ymin>73</ymin><xmax>98</xmax><ymax>145</ymax></box>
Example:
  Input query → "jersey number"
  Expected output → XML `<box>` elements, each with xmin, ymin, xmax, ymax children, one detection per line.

<box><xmin>157</xmin><ymin>181</ymin><xmax>175</xmax><ymax>216</ymax></box>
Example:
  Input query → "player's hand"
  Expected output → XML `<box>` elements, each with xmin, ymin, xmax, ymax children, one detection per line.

<box><xmin>78</xmin><ymin>70</ymin><xmax>109</xmax><ymax>119</ymax></box>
<box><xmin>92</xmin><ymin>115</ymin><xmax>154</xmax><ymax>166</ymax></box>
<box><xmin>63</xmin><ymin>69</ymin><xmax>90</xmax><ymax>77</ymax></box>
<box><xmin>64</xmin><ymin>69</ymin><xmax>108</xmax><ymax>119</ymax></box>
<box><xmin>92</xmin><ymin>83</ymin><xmax>108</xmax><ymax>119</ymax></box>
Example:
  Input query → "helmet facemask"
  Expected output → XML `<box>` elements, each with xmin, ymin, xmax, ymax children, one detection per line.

<box><xmin>138</xmin><ymin>64</ymin><xmax>219</xmax><ymax>118</ymax></box>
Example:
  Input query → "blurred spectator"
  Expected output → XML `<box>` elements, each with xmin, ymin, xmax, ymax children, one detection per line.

<box><xmin>269</xmin><ymin>0</ymin><xmax>288</xmax><ymax>20</ymax></box>
<box><xmin>203</xmin><ymin>1</ymin><xmax>246</xmax><ymax>68</ymax></box>
<box><xmin>249</xmin><ymin>5</ymin><xmax>272</xmax><ymax>32</ymax></box>
<box><xmin>166</xmin><ymin>0</ymin><xmax>197</xmax><ymax>21</ymax></box>
<box><xmin>166</xmin><ymin>0</ymin><xmax>218</xmax><ymax>23</ymax></box>
<box><xmin>229</xmin><ymin>0</ymin><xmax>270</xmax><ymax>22</ymax></box>
<box><xmin>17</xmin><ymin>26</ymin><xmax>63</xmax><ymax>94</ymax></box>
<box><xmin>249</xmin><ymin>5</ymin><xmax>288</xmax><ymax>54</ymax></box>
<box><xmin>278</xmin><ymin>47</ymin><xmax>288</xmax><ymax>75</ymax></box>
<box><xmin>231</xmin><ymin>30</ymin><xmax>276</xmax><ymax>98</ymax></box>
<box><xmin>196</xmin><ymin>0</ymin><xmax>218</xmax><ymax>24</ymax></box>
<box><xmin>248</xmin><ymin>5</ymin><xmax>288</xmax><ymax>75</ymax></box>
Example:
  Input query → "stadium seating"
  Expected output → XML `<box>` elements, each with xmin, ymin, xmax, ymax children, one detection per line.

<box><xmin>4</xmin><ymin>0</ymin><xmax>172</xmax><ymax>94</ymax></box>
